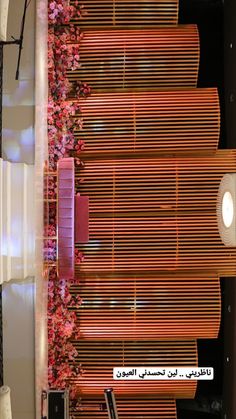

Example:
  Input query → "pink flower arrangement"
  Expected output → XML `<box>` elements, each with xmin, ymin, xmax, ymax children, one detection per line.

<box><xmin>44</xmin><ymin>224</ymin><xmax>56</xmax><ymax>238</ymax></box>
<box><xmin>74</xmin><ymin>81</ymin><xmax>91</xmax><ymax>98</ymax></box>
<box><xmin>48</xmin><ymin>267</ymin><xmax>82</xmax><ymax>389</ymax></box>
<box><xmin>48</xmin><ymin>98</ymin><xmax>84</xmax><ymax>168</ymax></box>
<box><xmin>48</xmin><ymin>25</ymin><xmax>83</xmax><ymax>99</ymax></box>
<box><xmin>47</xmin><ymin>0</ymin><xmax>89</xmax><ymax>397</ymax></box>
<box><xmin>48</xmin><ymin>0</ymin><xmax>87</xmax><ymax>25</ymax></box>
<box><xmin>44</xmin><ymin>239</ymin><xmax>57</xmax><ymax>261</ymax></box>
<box><xmin>48</xmin><ymin>1</ymin><xmax>78</xmax><ymax>25</ymax></box>
<box><xmin>44</xmin><ymin>175</ymin><xmax>57</xmax><ymax>200</ymax></box>
<box><xmin>75</xmin><ymin>248</ymin><xmax>84</xmax><ymax>264</ymax></box>
<box><xmin>48</xmin><ymin>6</ymin><xmax>90</xmax><ymax>169</ymax></box>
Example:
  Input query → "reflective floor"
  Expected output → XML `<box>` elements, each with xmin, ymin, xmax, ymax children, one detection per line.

<box><xmin>2</xmin><ymin>279</ymin><xmax>35</xmax><ymax>419</ymax></box>
<box><xmin>34</xmin><ymin>1</ymin><xmax>49</xmax><ymax>418</ymax></box>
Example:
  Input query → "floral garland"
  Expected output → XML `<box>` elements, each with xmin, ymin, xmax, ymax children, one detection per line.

<box><xmin>48</xmin><ymin>0</ymin><xmax>85</xmax><ymax>25</ymax></box>
<box><xmin>47</xmin><ymin>0</ymin><xmax>89</xmax><ymax>403</ymax></box>
<box><xmin>45</xmin><ymin>185</ymin><xmax>84</xmax><ymax>398</ymax></box>
<box><xmin>47</xmin><ymin>267</ymin><xmax>83</xmax><ymax>398</ymax></box>
<box><xmin>48</xmin><ymin>1</ymin><xmax>90</xmax><ymax>169</ymax></box>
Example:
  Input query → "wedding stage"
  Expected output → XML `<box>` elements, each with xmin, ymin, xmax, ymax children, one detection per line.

<box><xmin>33</xmin><ymin>1</ymin><xmax>236</xmax><ymax>419</ymax></box>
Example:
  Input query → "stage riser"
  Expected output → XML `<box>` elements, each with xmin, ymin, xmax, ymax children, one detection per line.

<box><xmin>0</xmin><ymin>159</ymin><xmax>35</xmax><ymax>283</ymax></box>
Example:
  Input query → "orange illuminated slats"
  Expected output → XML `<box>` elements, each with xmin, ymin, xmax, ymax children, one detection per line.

<box><xmin>70</xmin><ymin>274</ymin><xmax>220</xmax><ymax>340</ymax></box>
<box><xmin>68</xmin><ymin>26</ymin><xmax>199</xmax><ymax>91</ymax></box>
<box><xmin>75</xmin><ymin>151</ymin><xmax>236</xmax><ymax>276</ymax></box>
<box><xmin>71</xmin><ymin>398</ymin><xmax>177</xmax><ymax>418</ymax></box>
<box><xmin>76</xmin><ymin>215</ymin><xmax>236</xmax><ymax>275</ymax></box>
<box><xmin>70</xmin><ymin>340</ymin><xmax>197</xmax><ymax>398</ymax></box>
<box><xmin>76</xmin><ymin>89</ymin><xmax>220</xmax><ymax>155</ymax></box>
<box><xmin>76</xmin><ymin>154</ymin><xmax>236</xmax><ymax>215</ymax></box>
<box><xmin>70</xmin><ymin>0</ymin><xmax>179</xmax><ymax>28</ymax></box>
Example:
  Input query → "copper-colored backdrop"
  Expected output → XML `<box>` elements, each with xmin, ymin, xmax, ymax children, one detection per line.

<box><xmin>77</xmin><ymin>89</ymin><xmax>220</xmax><ymax>155</ymax></box>
<box><xmin>63</xmin><ymin>1</ymin><xmax>231</xmax><ymax>417</ymax></box>
<box><xmin>68</xmin><ymin>26</ymin><xmax>199</xmax><ymax>91</ymax></box>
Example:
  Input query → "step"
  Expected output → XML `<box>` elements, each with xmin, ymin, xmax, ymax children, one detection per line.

<box><xmin>0</xmin><ymin>159</ymin><xmax>35</xmax><ymax>284</ymax></box>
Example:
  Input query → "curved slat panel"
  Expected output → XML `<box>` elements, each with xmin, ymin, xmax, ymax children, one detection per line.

<box><xmin>68</xmin><ymin>26</ymin><xmax>199</xmax><ymax>91</ymax></box>
<box><xmin>76</xmin><ymin>153</ymin><xmax>234</xmax><ymax>215</ymax></box>
<box><xmin>70</xmin><ymin>340</ymin><xmax>197</xmax><ymax>398</ymax></box>
<box><xmin>77</xmin><ymin>89</ymin><xmax>220</xmax><ymax>155</ymax></box>
<box><xmin>71</xmin><ymin>274</ymin><xmax>221</xmax><ymax>340</ymax></box>
<box><xmin>76</xmin><ymin>151</ymin><xmax>236</xmax><ymax>276</ymax></box>
<box><xmin>71</xmin><ymin>398</ymin><xmax>177</xmax><ymax>418</ymax></box>
<box><xmin>76</xmin><ymin>215</ymin><xmax>236</xmax><ymax>275</ymax></box>
<box><xmin>71</xmin><ymin>0</ymin><xmax>179</xmax><ymax>28</ymax></box>
<box><xmin>57</xmin><ymin>158</ymin><xmax>75</xmax><ymax>279</ymax></box>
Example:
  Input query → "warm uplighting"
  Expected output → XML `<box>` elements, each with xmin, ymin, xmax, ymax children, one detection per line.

<box><xmin>217</xmin><ymin>173</ymin><xmax>236</xmax><ymax>246</ymax></box>
<box><xmin>222</xmin><ymin>191</ymin><xmax>234</xmax><ymax>228</ymax></box>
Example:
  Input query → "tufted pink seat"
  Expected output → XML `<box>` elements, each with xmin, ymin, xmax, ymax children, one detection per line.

<box><xmin>57</xmin><ymin>158</ymin><xmax>75</xmax><ymax>279</ymax></box>
<box><xmin>57</xmin><ymin>158</ymin><xmax>89</xmax><ymax>279</ymax></box>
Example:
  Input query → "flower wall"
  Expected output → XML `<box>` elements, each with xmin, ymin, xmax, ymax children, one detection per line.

<box><xmin>47</xmin><ymin>0</ymin><xmax>89</xmax><ymax>400</ymax></box>
<box><xmin>48</xmin><ymin>1</ymin><xmax>91</xmax><ymax>168</ymax></box>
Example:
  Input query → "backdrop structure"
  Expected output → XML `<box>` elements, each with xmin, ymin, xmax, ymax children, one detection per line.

<box><xmin>45</xmin><ymin>1</ymin><xmax>234</xmax><ymax>418</ymax></box>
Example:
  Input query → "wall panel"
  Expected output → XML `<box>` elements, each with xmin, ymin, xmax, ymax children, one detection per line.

<box><xmin>77</xmin><ymin>89</ymin><xmax>220</xmax><ymax>155</ymax></box>
<box><xmin>71</xmin><ymin>398</ymin><xmax>177</xmax><ymax>418</ymax></box>
<box><xmin>70</xmin><ymin>340</ymin><xmax>197</xmax><ymax>398</ymax></box>
<box><xmin>76</xmin><ymin>214</ymin><xmax>236</xmax><ymax>275</ymax></box>
<box><xmin>76</xmin><ymin>151</ymin><xmax>236</xmax><ymax>276</ymax></box>
<box><xmin>71</xmin><ymin>274</ymin><xmax>220</xmax><ymax>340</ymax></box>
<box><xmin>76</xmin><ymin>153</ymin><xmax>236</xmax><ymax>215</ymax></box>
<box><xmin>68</xmin><ymin>26</ymin><xmax>199</xmax><ymax>91</ymax></box>
<box><xmin>71</xmin><ymin>0</ymin><xmax>179</xmax><ymax>28</ymax></box>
